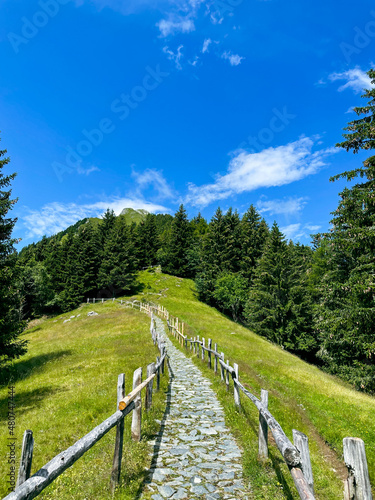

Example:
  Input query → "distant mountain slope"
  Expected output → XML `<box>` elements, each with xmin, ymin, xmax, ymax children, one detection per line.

<box><xmin>120</xmin><ymin>207</ymin><xmax>149</xmax><ymax>224</ymax></box>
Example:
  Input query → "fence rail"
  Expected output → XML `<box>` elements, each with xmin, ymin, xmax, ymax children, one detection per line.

<box><xmin>5</xmin><ymin>312</ymin><xmax>167</xmax><ymax>500</ymax></box>
<box><xmin>87</xmin><ymin>297</ymin><xmax>373</xmax><ymax>500</ymax></box>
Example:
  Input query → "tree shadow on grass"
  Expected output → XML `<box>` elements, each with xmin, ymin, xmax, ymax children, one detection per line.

<box><xmin>0</xmin><ymin>385</ymin><xmax>66</xmax><ymax>423</ymax></box>
<box><xmin>0</xmin><ymin>350</ymin><xmax>72</xmax><ymax>387</ymax></box>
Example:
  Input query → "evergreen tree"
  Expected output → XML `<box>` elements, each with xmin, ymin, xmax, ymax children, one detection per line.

<box><xmin>0</xmin><ymin>141</ymin><xmax>27</xmax><ymax>366</ymax></box>
<box><xmin>240</xmin><ymin>205</ymin><xmax>269</xmax><ymax>282</ymax></box>
<box><xmin>135</xmin><ymin>213</ymin><xmax>160</xmax><ymax>268</ymax></box>
<box><xmin>162</xmin><ymin>205</ymin><xmax>192</xmax><ymax>277</ymax></box>
<box><xmin>98</xmin><ymin>216</ymin><xmax>137</xmax><ymax>296</ymax></box>
<box><xmin>315</xmin><ymin>68</ymin><xmax>375</xmax><ymax>392</ymax></box>
<box><xmin>245</xmin><ymin>222</ymin><xmax>290</xmax><ymax>344</ymax></box>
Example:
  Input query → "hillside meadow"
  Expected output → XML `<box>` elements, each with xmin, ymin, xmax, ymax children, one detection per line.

<box><xmin>129</xmin><ymin>269</ymin><xmax>375</xmax><ymax>499</ymax></box>
<box><xmin>0</xmin><ymin>301</ymin><xmax>167</xmax><ymax>499</ymax></box>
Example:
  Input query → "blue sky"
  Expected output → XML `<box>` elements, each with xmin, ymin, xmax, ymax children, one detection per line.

<box><xmin>1</xmin><ymin>0</ymin><xmax>375</xmax><ymax>248</ymax></box>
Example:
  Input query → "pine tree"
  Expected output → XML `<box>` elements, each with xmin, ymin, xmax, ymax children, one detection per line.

<box><xmin>240</xmin><ymin>205</ymin><xmax>269</xmax><ymax>282</ymax></box>
<box><xmin>98</xmin><ymin>216</ymin><xmax>137</xmax><ymax>296</ymax></box>
<box><xmin>162</xmin><ymin>205</ymin><xmax>192</xmax><ymax>278</ymax></box>
<box><xmin>245</xmin><ymin>222</ymin><xmax>290</xmax><ymax>344</ymax></box>
<box><xmin>0</xmin><ymin>140</ymin><xmax>27</xmax><ymax>366</ymax></box>
<box><xmin>135</xmin><ymin>213</ymin><xmax>160</xmax><ymax>268</ymax></box>
<box><xmin>315</xmin><ymin>68</ymin><xmax>375</xmax><ymax>392</ymax></box>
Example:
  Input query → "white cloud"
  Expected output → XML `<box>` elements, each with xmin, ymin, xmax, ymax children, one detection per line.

<box><xmin>328</xmin><ymin>67</ymin><xmax>373</xmax><ymax>94</ymax></box>
<box><xmin>257</xmin><ymin>196</ymin><xmax>307</xmax><ymax>216</ymax></box>
<box><xmin>281</xmin><ymin>222</ymin><xmax>321</xmax><ymax>241</ymax></box>
<box><xmin>202</xmin><ymin>38</ymin><xmax>212</xmax><ymax>53</ymax></box>
<box><xmin>280</xmin><ymin>223</ymin><xmax>302</xmax><ymax>240</ymax></box>
<box><xmin>22</xmin><ymin>198</ymin><xmax>169</xmax><ymax>239</ymax></box>
<box><xmin>131</xmin><ymin>168</ymin><xmax>174</xmax><ymax>200</ymax></box>
<box><xmin>76</xmin><ymin>165</ymin><xmax>100</xmax><ymax>176</ymax></box>
<box><xmin>157</xmin><ymin>17</ymin><xmax>195</xmax><ymax>37</ymax></box>
<box><xmin>163</xmin><ymin>45</ymin><xmax>184</xmax><ymax>69</ymax></box>
<box><xmin>221</xmin><ymin>51</ymin><xmax>244</xmax><ymax>66</ymax></box>
<box><xmin>186</xmin><ymin>137</ymin><xmax>337</xmax><ymax>208</ymax></box>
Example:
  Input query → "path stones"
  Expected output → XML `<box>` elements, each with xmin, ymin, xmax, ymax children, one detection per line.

<box><xmin>142</xmin><ymin>317</ymin><xmax>250</xmax><ymax>500</ymax></box>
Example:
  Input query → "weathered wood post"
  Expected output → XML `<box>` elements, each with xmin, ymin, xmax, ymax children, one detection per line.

<box><xmin>110</xmin><ymin>373</ymin><xmax>125</xmax><ymax>493</ymax></box>
<box><xmin>258</xmin><ymin>389</ymin><xmax>269</xmax><ymax>460</ymax></box>
<box><xmin>233</xmin><ymin>363</ymin><xmax>240</xmax><ymax>408</ymax></box>
<box><xmin>202</xmin><ymin>338</ymin><xmax>205</xmax><ymax>361</ymax></box>
<box><xmin>293</xmin><ymin>430</ymin><xmax>314</xmax><ymax>494</ymax></box>
<box><xmin>197</xmin><ymin>336</ymin><xmax>200</xmax><ymax>358</ymax></box>
<box><xmin>145</xmin><ymin>363</ymin><xmax>155</xmax><ymax>410</ymax></box>
<box><xmin>208</xmin><ymin>339</ymin><xmax>212</xmax><ymax>368</ymax></box>
<box><xmin>225</xmin><ymin>360</ymin><xmax>230</xmax><ymax>391</ymax></box>
<box><xmin>343</xmin><ymin>437</ymin><xmax>372</xmax><ymax>500</ymax></box>
<box><xmin>102</xmin><ymin>298</ymin><xmax>104</xmax><ymax>303</ymax></box>
<box><xmin>87</xmin><ymin>298</ymin><xmax>89</xmax><ymax>303</ymax></box>
<box><xmin>131</xmin><ymin>368</ymin><xmax>142</xmax><ymax>442</ymax></box>
<box><xmin>220</xmin><ymin>352</ymin><xmax>225</xmax><ymax>381</ymax></box>
<box><xmin>214</xmin><ymin>343</ymin><xmax>218</xmax><ymax>375</ymax></box>
<box><xmin>16</xmin><ymin>430</ymin><xmax>34</xmax><ymax>487</ymax></box>
<box><xmin>93</xmin><ymin>297</ymin><xmax>95</xmax><ymax>303</ymax></box>
<box><xmin>156</xmin><ymin>356</ymin><xmax>160</xmax><ymax>391</ymax></box>
<box><xmin>161</xmin><ymin>347</ymin><xmax>165</xmax><ymax>375</ymax></box>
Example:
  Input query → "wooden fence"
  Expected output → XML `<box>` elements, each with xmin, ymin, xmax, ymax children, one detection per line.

<box><xmin>87</xmin><ymin>297</ymin><xmax>373</xmax><ymax>499</ymax></box>
<box><xmin>117</xmin><ymin>299</ymin><xmax>371</xmax><ymax>500</ymax></box>
<box><xmin>4</xmin><ymin>314</ymin><xmax>167</xmax><ymax>500</ymax></box>
<box><xmin>166</xmin><ymin>314</ymin><xmax>374</xmax><ymax>500</ymax></box>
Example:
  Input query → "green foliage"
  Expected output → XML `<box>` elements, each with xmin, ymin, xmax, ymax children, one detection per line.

<box><xmin>160</xmin><ymin>204</ymin><xmax>193</xmax><ymax>278</ymax></box>
<box><xmin>213</xmin><ymin>272</ymin><xmax>247</xmax><ymax>321</ymax></box>
<box><xmin>98</xmin><ymin>216</ymin><xmax>137</xmax><ymax>296</ymax></box>
<box><xmin>245</xmin><ymin>223</ymin><xmax>315</xmax><ymax>355</ymax></box>
<box><xmin>0</xmin><ymin>140</ymin><xmax>27</xmax><ymax>366</ymax></box>
<box><xmin>314</xmin><ymin>68</ymin><xmax>375</xmax><ymax>392</ymax></box>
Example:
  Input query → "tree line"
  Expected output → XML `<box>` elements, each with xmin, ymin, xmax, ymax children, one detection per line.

<box><xmin>1</xmin><ymin>69</ymin><xmax>374</xmax><ymax>393</ymax></box>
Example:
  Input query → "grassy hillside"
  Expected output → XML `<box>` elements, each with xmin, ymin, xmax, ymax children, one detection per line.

<box><xmin>131</xmin><ymin>269</ymin><xmax>375</xmax><ymax>499</ymax></box>
<box><xmin>0</xmin><ymin>302</ymin><xmax>167</xmax><ymax>499</ymax></box>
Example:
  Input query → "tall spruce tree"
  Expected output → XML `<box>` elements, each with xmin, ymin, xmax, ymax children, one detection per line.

<box><xmin>315</xmin><ymin>68</ymin><xmax>375</xmax><ymax>392</ymax></box>
<box><xmin>0</xmin><ymin>141</ymin><xmax>27</xmax><ymax>365</ymax></box>
<box><xmin>240</xmin><ymin>205</ymin><xmax>269</xmax><ymax>283</ymax></box>
<box><xmin>98</xmin><ymin>215</ymin><xmax>137</xmax><ymax>296</ymax></box>
<box><xmin>162</xmin><ymin>205</ymin><xmax>192</xmax><ymax>278</ymax></box>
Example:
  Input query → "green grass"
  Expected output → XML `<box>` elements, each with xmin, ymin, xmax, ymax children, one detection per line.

<box><xmin>131</xmin><ymin>269</ymin><xmax>375</xmax><ymax>499</ymax></box>
<box><xmin>0</xmin><ymin>301</ymin><xmax>168</xmax><ymax>499</ymax></box>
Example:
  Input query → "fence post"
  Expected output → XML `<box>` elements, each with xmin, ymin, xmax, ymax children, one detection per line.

<box><xmin>293</xmin><ymin>430</ymin><xmax>314</xmax><ymax>494</ymax></box>
<box><xmin>214</xmin><ymin>343</ymin><xmax>218</xmax><ymax>375</ymax></box>
<box><xmin>156</xmin><ymin>356</ymin><xmax>160</xmax><ymax>391</ymax></box>
<box><xmin>87</xmin><ymin>298</ymin><xmax>89</xmax><ymax>303</ymax></box>
<box><xmin>93</xmin><ymin>298</ymin><xmax>95</xmax><ymax>303</ymax></box>
<box><xmin>233</xmin><ymin>363</ymin><xmax>240</xmax><ymax>408</ymax></box>
<box><xmin>197</xmin><ymin>336</ymin><xmax>200</xmax><ymax>358</ymax></box>
<box><xmin>16</xmin><ymin>430</ymin><xmax>34</xmax><ymax>487</ymax></box>
<box><xmin>225</xmin><ymin>360</ymin><xmax>230</xmax><ymax>391</ymax></box>
<box><xmin>110</xmin><ymin>373</ymin><xmax>125</xmax><ymax>493</ymax></box>
<box><xmin>145</xmin><ymin>363</ymin><xmax>155</xmax><ymax>410</ymax></box>
<box><xmin>161</xmin><ymin>347</ymin><xmax>165</xmax><ymax>375</ymax></box>
<box><xmin>220</xmin><ymin>352</ymin><xmax>225</xmax><ymax>381</ymax></box>
<box><xmin>208</xmin><ymin>339</ymin><xmax>212</xmax><ymax>368</ymax></box>
<box><xmin>131</xmin><ymin>368</ymin><xmax>142</xmax><ymax>442</ymax></box>
<box><xmin>343</xmin><ymin>437</ymin><xmax>372</xmax><ymax>500</ymax></box>
<box><xmin>102</xmin><ymin>298</ymin><xmax>104</xmax><ymax>303</ymax></box>
<box><xmin>258</xmin><ymin>389</ymin><xmax>268</xmax><ymax>460</ymax></box>
<box><xmin>202</xmin><ymin>338</ymin><xmax>205</xmax><ymax>361</ymax></box>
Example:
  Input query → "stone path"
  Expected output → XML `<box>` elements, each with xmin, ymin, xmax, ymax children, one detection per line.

<box><xmin>143</xmin><ymin>317</ymin><xmax>250</xmax><ymax>500</ymax></box>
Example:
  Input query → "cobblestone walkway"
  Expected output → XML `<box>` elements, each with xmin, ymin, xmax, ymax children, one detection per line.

<box><xmin>143</xmin><ymin>317</ymin><xmax>250</xmax><ymax>500</ymax></box>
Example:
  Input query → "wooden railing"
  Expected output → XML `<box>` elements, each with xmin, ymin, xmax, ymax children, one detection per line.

<box><xmin>4</xmin><ymin>314</ymin><xmax>167</xmax><ymax>500</ymax></box>
<box><xmin>87</xmin><ymin>297</ymin><xmax>374</xmax><ymax>500</ymax></box>
<box><xmin>160</xmin><ymin>307</ymin><xmax>372</xmax><ymax>500</ymax></box>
